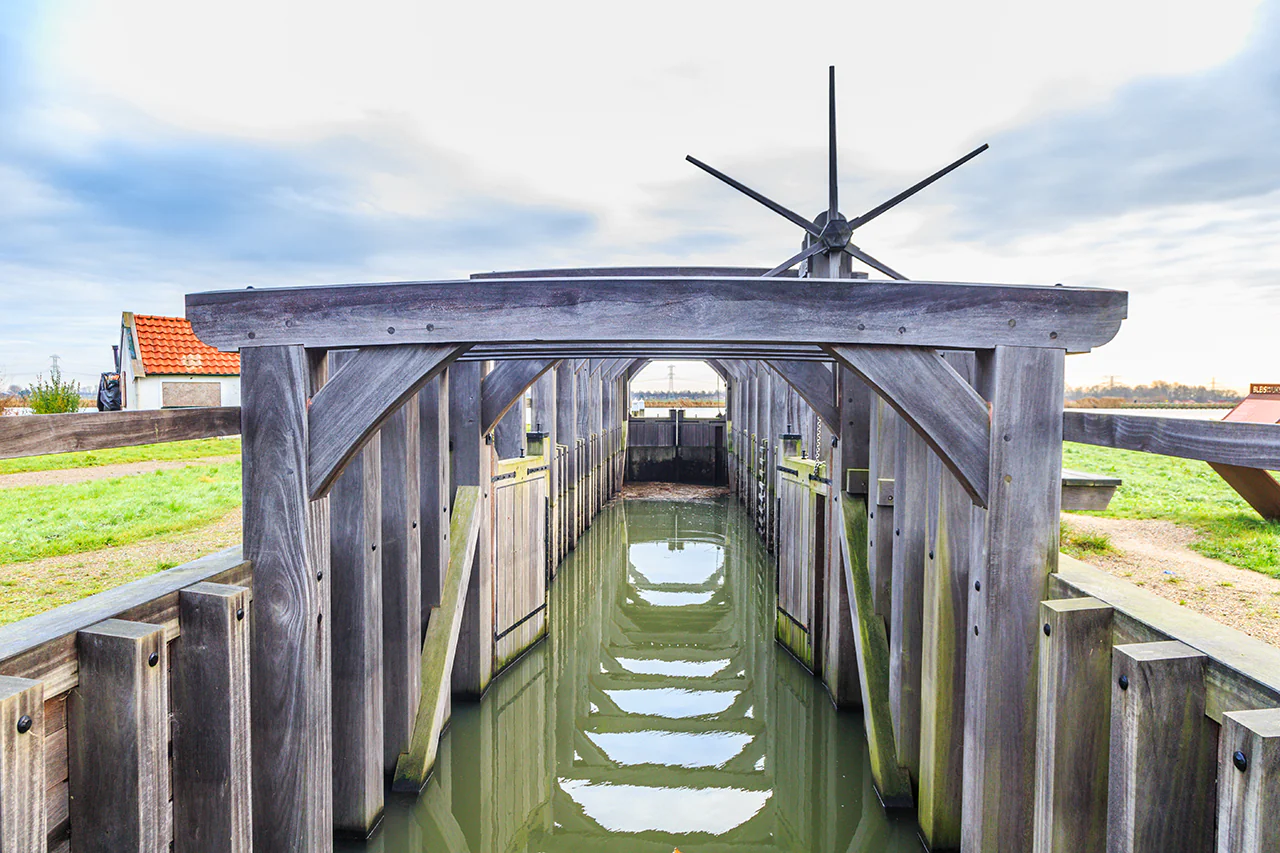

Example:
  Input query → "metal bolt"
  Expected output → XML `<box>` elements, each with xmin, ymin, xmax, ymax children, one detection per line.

<box><xmin>412</xmin><ymin>521</ymin><xmax>418</xmax><ymax>529</ymax></box>
<box><xmin>1003</xmin><ymin>434</ymin><xmax>1011</xmax><ymax>442</ymax></box>
<box><xmin>387</xmin><ymin>326</ymin><xmax>396</xmax><ymax>334</ymax></box>
<box><xmin>975</xmin><ymin>580</ymin><xmax>981</xmax><ymax>591</ymax></box>
<box><xmin>1043</xmin><ymin>623</ymin><xmax>1051</xmax><ymax>637</ymax></box>
<box><xmin>1008</xmin><ymin>319</ymin><xmax>1016</xmax><ymax>327</ymax></box>
<box><xmin>895</xmin><ymin>528</ymin><xmax>900</xmax><ymax>536</ymax></box>
<box><xmin>897</xmin><ymin>326</ymin><xmax>906</xmax><ymax>334</ymax></box>
<box><xmin>247</xmin><ymin>331</ymin><xmax>256</xmax><ymax>339</ymax></box>
<box><xmin>317</xmin><ymin>570</ymin><xmax>323</xmax><ymax>581</ymax></box>
<box><xmin>236</xmin><ymin>608</ymin><xmax>245</xmax><ymax>621</ymax></box>
<box><xmin>371</xmin><ymin>544</ymin><xmax>378</xmax><ymax>552</ymax></box>
<box><xmin>869</xmin><ymin>511</ymin><xmax>875</xmax><ymax>519</ymax></box>
<box><xmin>16</xmin><ymin>715</ymin><xmax>32</xmax><ymax>735</ymax></box>
<box><xmin>857</xmin><ymin>323</ymin><xmax>865</xmax><ymax>331</ymax></box>
<box><xmin>929</xmin><ymin>551</ymin><xmax>935</xmax><ymax>560</ymax></box>
<box><xmin>426</xmin><ymin>324</ymin><xmax>435</xmax><ymax>331</ymax></box>
<box><xmin>1049</xmin><ymin>331</ymin><xmax>1058</xmax><ymax>340</ymax></box>
<box><xmin>1233</xmin><ymin>750</ymin><xmax>1248</xmax><ymax>772</ymax></box>
<box><xmin>1118</xmin><ymin>674</ymin><xmax>1129</xmax><ymax>690</ymax></box>
<box><xmin>974</xmin><ymin>625</ymin><xmax>980</xmax><ymax>636</ymax></box>
<box><xmin>148</xmin><ymin>651</ymin><xmax>159</xmax><ymax>668</ymax></box>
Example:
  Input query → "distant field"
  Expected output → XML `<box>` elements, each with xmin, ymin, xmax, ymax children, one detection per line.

<box><xmin>0</xmin><ymin>436</ymin><xmax>241</xmax><ymax>475</ymax></box>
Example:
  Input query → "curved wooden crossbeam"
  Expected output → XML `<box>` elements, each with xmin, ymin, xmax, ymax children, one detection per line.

<box><xmin>704</xmin><ymin>359</ymin><xmax>731</xmax><ymax>384</ymax></box>
<box><xmin>309</xmin><ymin>344</ymin><xmax>468</xmax><ymax>500</ymax></box>
<box><xmin>827</xmin><ymin>344</ymin><xmax>990</xmax><ymax>507</ymax></box>
<box><xmin>480</xmin><ymin>359</ymin><xmax>559</xmax><ymax>436</ymax></box>
<box><xmin>767</xmin><ymin>360</ymin><xmax>839</xmax><ymax>434</ymax></box>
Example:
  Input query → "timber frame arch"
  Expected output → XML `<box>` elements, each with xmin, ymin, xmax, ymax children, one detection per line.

<box><xmin>186</xmin><ymin>265</ymin><xmax>1126</xmax><ymax>852</ymax></box>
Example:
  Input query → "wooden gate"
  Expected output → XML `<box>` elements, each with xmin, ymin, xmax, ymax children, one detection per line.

<box><xmin>775</xmin><ymin>456</ymin><xmax>828</xmax><ymax>670</ymax></box>
<box><xmin>491</xmin><ymin>446</ymin><xmax>550</xmax><ymax>672</ymax></box>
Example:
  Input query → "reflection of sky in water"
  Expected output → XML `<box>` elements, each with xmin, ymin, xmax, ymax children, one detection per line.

<box><xmin>632</xmin><ymin>589</ymin><xmax>715</xmax><ymax>606</ymax></box>
<box><xmin>614</xmin><ymin>657</ymin><xmax>730</xmax><ymax>677</ymax></box>
<box><xmin>584</xmin><ymin>730</ymin><xmax>753</xmax><ymax>768</ymax></box>
<box><xmin>559</xmin><ymin>780</ymin><xmax>771</xmax><ymax>835</ymax></box>
<box><xmin>629</xmin><ymin>541</ymin><xmax>724</xmax><ymax>585</ymax></box>
<box><xmin>602</xmin><ymin>688</ymin><xmax>737</xmax><ymax>717</ymax></box>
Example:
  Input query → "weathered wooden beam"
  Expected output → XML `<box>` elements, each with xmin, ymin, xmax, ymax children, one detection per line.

<box><xmin>1064</xmin><ymin>412</ymin><xmax>1280</xmax><ymax>470</ymax></box>
<box><xmin>418</xmin><ymin>374</ymin><xmax>449</xmax><ymax>627</ymax></box>
<box><xmin>186</xmin><ymin>277</ymin><xmax>1128</xmax><ymax>353</ymax></box>
<box><xmin>890</xmin><ymin>416</ymin><xmax>927</xmax><ymax>783</ymax></box>
<box><xmin>391</xmin><ymin>486</ymin><xmax>483</xmax><ymax>793</ymax></box>
<box><xmin>242</xmin><ymin>345</ymin><xmax>331</xmax><ymax>852</ymax></box>
<box><xmin>307</xmin><ymin>343</ymin><xmax>467</xmax><ymax>501</ymax></box>
<box><xmin>767</xmin><ymin>360</ymin><xmax>839</xmax><ymax>433</ymax></box>
<box><xmin>0</xmin><ymin>676</ymin><xmax>43</xmax><ymax>853</ymax></box>
<box><xmin>448</xmin><ymin>362</ymin><xmax>492</xmax><ymax>697</ymax></box>
<box><xmin>172</xmin><ymin>583</ymin><xmax>252</xmax><ymax>853</ymax></box>
<box><xmin>479</xmin><ymin>359</ymin><xmax>558</xmax><ymax>436</ymax></box>
<box><xmin>1217</xmin><ymin>708</ymin><xmax>1280</xmax><ymax>852</ymax></box>
<box><xmin>1208</xmin><ymin>463</ymin><xmax>1280</xmax><ymax>521</ymax></box>
<box><xmin>471</xmin><ymin>265</ymin><xmax>800</xmax><ymax>278</ymax></box>
<box><xmin>463</xmin><ymin>344</ymin><xmax>834</xmax><ymax>360</ymax></box>
<box><xmin>1108</xmin><ymin>641</ymin><xmax>1216</xmax><ymax>852</ymax></box>
<box><xmin>69</xmin><ymin>620</ymin><xmax>168</xmax><ymax>853</ymax></box>
<box><xmin>382</xmin><ymin>398</ymin><xmax>421</xmax><ymax>778</ymax></box>
<box><xmin>1032</xmin><ymin>598</ymin><xmax>1113</xmax><ymax>853</ymax></box>
<box><xmin>0</xmin><ymin>406</ymin><xmax>239</xmax><ymax>460</ymax></box>
<box><xmin>867</xmin><ymin>398</ymin><xmax>897</xmax><ymax>625</ymax></box>
<box><xmin>828</xmin><ymin>345</ymin><xmax>991</xmax><ymax>507</ymax></box>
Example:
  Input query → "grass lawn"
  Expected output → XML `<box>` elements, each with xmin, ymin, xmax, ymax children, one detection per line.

<box><xmin>1063</xmin><ymin>442</ymin><xmax>1280</xmax><ymax>577</ymax></box>
<box><xmin>0</xmin><ymin>436</ymin><xmax>241</xmax><ymax>475</ymax></box>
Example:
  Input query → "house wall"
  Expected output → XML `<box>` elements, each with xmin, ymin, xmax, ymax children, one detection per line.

<box><xmin>127</xmin><ymin>375</ymin><xmax>241</xmax><ymax>410</ymax></box>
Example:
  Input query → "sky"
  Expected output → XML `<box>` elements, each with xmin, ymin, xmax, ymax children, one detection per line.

<box><xmin>1</xmin><ymin>0</ymin><xmax>1276</xmax><ymax>394</ymax></box>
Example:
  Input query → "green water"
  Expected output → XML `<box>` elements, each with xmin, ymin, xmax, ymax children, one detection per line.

<box><xmin>347</xmin><ymin>498</ymin><xmax>923</xmax><ymax>852</ymax></box>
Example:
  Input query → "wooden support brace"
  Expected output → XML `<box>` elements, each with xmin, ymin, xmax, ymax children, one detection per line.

<box><xmin>1108</xmin><ymin>641</ymin><xmax>1216</xmax><ymax>853</ymax></box>
<box><xmin>1216</xmin><ymin>708</ymin><xmax>1280</xmax><ymax>852</ymax></box>
<box><xmin>172</xmin><ymin>582</ymin><xmax>252</xmax><ymax>853</ymax></box>
<box><xmin>1032</xmin><ymin>598</ymin><xmax>1113</xmax><ymax>853</ymax></box>
<box><xmin>69</xmin><ymin>619</ymin><xmax>168</xmax><ymax>853</ymax></box>
<box><xmin>767</xmin><ymin>360</ymin><xmax>839</xmax><ymax>434</ymax></box>
<box><xmin>1208</xmin><ymin>463</ymin><xmax>1280</xmax><ymax>522</ymax></box>
<box><xmin>392</xmin><ymin>486</ymin><xmax>484</xmax><ymax>793</ymax></box>
<box><xmin>479</xmin><ymin>359</ymin><xmax>558</xmax><ymax>436</ymax></box>
<box><xmin>0</xmin><ymin>676</ymin><xmax>43</xmax><ymax>853</ymax></box>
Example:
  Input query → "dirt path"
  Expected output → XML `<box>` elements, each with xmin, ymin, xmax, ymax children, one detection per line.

<box><xmin>0</xmin><ymin>456</ymin><xmax>240</xmax><ymax>489</ymax></box>
<box><xmin>621</xmin><ymin>482</ymin><xmax>731</xmax><ymax>502</ymax></box>
<box><xmin>0</xmin><ymin>510</ymin><xmax>243</xmax><ymax>625</ymax></box>
<box><xmin>1062</xmin><ymin>514</ymin><xmax>1280</xmax><ymax>646</ymax></box>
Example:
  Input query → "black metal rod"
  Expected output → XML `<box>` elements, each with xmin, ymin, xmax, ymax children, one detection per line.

<box><xmin>829</xmin><ymin>65</ymin><xmax>838</xmax><ymax>221</ymax></box>
<box><xmin>847</xmin><ymin>143</ymin><xmax>989</xmax><ymax>232</ymax></box>
<box><xmin>763</xmin><ymin>240</ymin><xmax>827</xmax><ymax>278</ymax></box>
<box><xmin>686</xmin><ymin>155</ymin><xmax>821</xmax><ymax>237</ymax></box>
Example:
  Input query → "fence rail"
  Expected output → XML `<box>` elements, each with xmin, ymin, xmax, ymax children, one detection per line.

<box><xmin>0</xmin><ymin>407</ymin><xmax>241</xmax><ymax>460</ymax></box>
<box><xmin>1064</xmin><ymin>411</ymin><xmax>1280</xmax><ymax>470</ymax></box>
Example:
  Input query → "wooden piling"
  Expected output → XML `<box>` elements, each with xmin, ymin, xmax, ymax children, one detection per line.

<box><xmin>1217</xmin><ymin>708</ymin><xmax>1280</xmax><ymax>852</ymax></box>
<box><xmin>0</xmin><ymin>676</ymin><xmax>43</xmax><ymax>853</ymax></box>
<box><xmin>449</xmin><ymin>361</ymin><xmax>493</xmax><ymax>697</ymax></box>
<box><xmin>172</xmin><ymin>582</ymin><xmax>253</xmax><ymax>853</ymax></box>
<box><xmin>890</xmin><ymin>417</ymin><xmax>928</xmax><ymax>782</ymax></box>
<box><xmin>419</xmin><ymin>373</ymin><xmax>450</xmax><ymax>625</ymax></box>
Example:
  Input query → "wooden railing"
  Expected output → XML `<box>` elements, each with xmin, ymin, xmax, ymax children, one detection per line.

<box><xmin>0</xmin><ymin>407</ymin><xmax>240</xmax><ymax>459</ymax></box>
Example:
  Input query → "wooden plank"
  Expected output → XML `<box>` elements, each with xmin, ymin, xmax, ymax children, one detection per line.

<box><xmin>171</xmin><ymin>583</ymin><xmax>252</xmax><ymax>853</ymax></box>
<box><xmin>1032</xmin><ymin>598</ymin><xmax>1113</xmax><ymax>853</ymax></box>
<box><xmin>1108</xmin><ymin>641</ymin><xmax>1216</xmax><ymax>852</ymax></box>
<box><xmin>448</xmin><ymin>362</ymin><xmax>492</xmax><ymax>697</ymax></box>
<box><xmin>307</xmin><ymin>344</ymin><xmax>467</xmax><ymax>500</ymax></box>
<box><xmin>492</xmin><ymin>402</ymin><xmax>525</xmax><ymax>460</ymax></box>
<box><xmin>69</xmin><ymin>620</ymin><xmax>167</xmax><ymax>853</ymax></box>
<box><xmin>391</xmin><ymin>486</ymin><xmax>484</xmax><ymax>793</ymax></box>
<box><xmin>381</xmin><ymin>398</ymin><xmax>421</xmax><ymax>775</ymax></box>
<box><xmin>471</xmin><ymin>265</ymin><xmax>801</xmax><ymax>278</ymax></box>
<box><xmin>418</xmin><ymin>374</ymin><xmax>449</xmax><ymax>625</ymax></box>
<box><xmin>1217</xmin><ymin>708</ymin><xmax>1280</xmax><ymax>852</ymax></box>
<box><xmin>767</xmin><ymin>361</ymin><xmax>839</xmax><ymax>433</ymax></box>
<box><xmin>867</xmin><ymin>399</ymin><xmax>897</xmax><ymax>625</ymax></box>
<box><xmin>0</xmin><ymin>407</ymin><xmax>239</xmax><ymax>461</ymax></box>
<box><xmin>0</xmin><ymin>676</ymin><xmax>43</xmax><ymax>853</ymax></box>
<box><xmin>186</xmin><ymin>277</ymin><xmax>1127</xmax><ymax>353</ymax></box>
<box><xmin>1208</xmin><ymin>463</ymin><xmax>1280</xmax><ymax>521</ymax></box>
<box><xmin>838</xmin><ymin>496</ymin><xmax>914</xmax><ymax>806</ymax></box>
<box><xmin>241</xmin><ymin>345</ymin><xmax>331</xmax><ymax>852</ymax></box>
<box><xmin>479</xmin><ymin>359</ymin><xmax>558</xmax><ymax>436</ymax></box>
<box><xmin>962</xmin><ymin>346</ymin><xmax>1064</xmax><ymax>852</ymax></box>
<box><xmin>828</xmin><ymin>344</ymin><xmax>991</xmax><ymax>507</ymax></box>
<box><xmin>1064</xmin><ymin>412</ymin><xmax>1280</xmax><ymax>470</ymax></box>
<box><xmin>890</xmin><ymin>417</ymin><xmax>928</xmax><ymax>782</ymax></box>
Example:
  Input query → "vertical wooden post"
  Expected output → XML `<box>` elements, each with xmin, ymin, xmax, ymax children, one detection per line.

<box><xmin>770</xmin><ymin>369</ymin><xmax>787</xmax><ymax>549</ymax></box>
<box><xmin>867</xmin><ymin>397</ymin><xmax>896</xmax><ymax>624</ymax></box>
<box><xmin>449</xmin><ymin>360</ymin><xmax>493</xmax><ymax>697</ymax></box>
<box><xmin>1217</xmin><ymin>708</ymin><xmax>1280</xmax><ymax>852</ymax></box>
<box><xmin>575</xmin><ymin>361</ymin><xmax>589</xmax><ymax>536</ymax></box>
<box><xmin>555</xmin><ymin>362</ymin><xmax>576</xmax><ymax>552</ymax></box>
<box><xmin>0</xmin><ymin>676</ymin><xmax>43</xmax><ymax>853</ymax></box>
<box><xmin>493</xmin><ymin>396</ymin><xmax>525</xmax><ymax>460</ymax></box>
<box><xmin>589</xmin><ymin>361</ymin><xmax>603</xmax><ymax>516</ymax></box>
<box><xmin>172</xmin><ymin>582</ymin><xmax>252</xmax><ymax>853</ymax></box>
<box><xmin>419</xmin><ymin>372</ymin><xmax>450</xmax><ymax>627</ymax></box>
<box><xmin>890</xmin><ymin>416</ymin><xmax>927</xmax><ymax>783</ymax></box>
<box><xmin>1108</xmin><ymin>641</ymin><xmax>1216</xmax><ymax>852</ymax></box>
<box><xmin>382</xmin><ymin>397</ymin><xmax>421</xmax><ymax>775</ymax></box>
<box><xmin>533</xmin><ymin>370</ymin><xmax>558</xmax><ymax>573</ymax></box>
<box><xmin>918</xmin><ymin>351</ymin><xmax>976</xmax><ymax>852</ymax></box>
<box><xmin>828</xmin><ymin>366</ymin><xmax>869</xmax><ymax>707</ymax></box>
<box><xmin>1032</xmin><ymin>597</ymin><xmax>1113</xmax><ymax>853</ymax></box>
<box><xmin>327</xmin><ymin>349</ymin><xmax>383</xmax><ymax>838</ymax></box>
<box><xmin>242</xmin><ymin>344</ymin><xmax>332</xmax><ymax>853</ymax></box>
<box><xmin>69</xmin><ymin>619</ymin><xmax>168</xmax><ymax>853</ymax></box>
<box><xmin>962</xmin><ymin>345</ymin><xmax>1064</xmax><ymax>852</ymax></box>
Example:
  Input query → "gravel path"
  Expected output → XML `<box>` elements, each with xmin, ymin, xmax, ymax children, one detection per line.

<box><xmin>0</xmin><ymin>456</ymin><xmax>240</xmax><ymax>489</ymax></box>
<box><xmin>1062</xmin><ymin>514</ymin><xmax>1280</xmax><ymax>647</ymax></box>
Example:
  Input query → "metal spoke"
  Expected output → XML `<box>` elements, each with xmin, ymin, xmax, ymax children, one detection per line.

<box><xmin>843</xmin><ymin>244</ymin><xmax>908</xmax><ymax>280</ymax></box>
<box><xmin>829</xmin><ymin>65</ymin><xmax>838</xmax><ymax>222</ymax></box>
<box><xmin>686</xmin><ymin>155</ymin><xmax>821</xmax><ymax>237</ymax></box>
<box><xmin>763</xmin><ymin>240</ymin><xmax>828</xmax><ymax>278</ymax></box>
<box><xmin>847</xmin><ymin>143</ymin><xmax>989</xmax><ymax>231</ymax></box>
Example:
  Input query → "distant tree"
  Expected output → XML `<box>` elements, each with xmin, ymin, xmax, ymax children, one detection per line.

<box><xmin>28</xmin><ymin>365</ymin><xmax>83</xmax><ymax>414</ymax></box>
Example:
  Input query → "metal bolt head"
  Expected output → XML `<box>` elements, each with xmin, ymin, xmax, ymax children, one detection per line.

<box><xmin>16</xmin><ymin>715</ymin><xmax>32</xmax><ymax>735</ymax></box>
<box><xmin>236</xmin><ymin>607</ymin><xmax>245</xmax><ymax>621</ymax></box>
<box><xmin>1043</xmin><ymin>623</ymin><xmax>1052</xmax><ymax>637</ymax></box>
<box><xmin>973</xmin><ymin>625</ymin><xmax>979</xmax><ymax>636</ymax></box>
<box><xmin>974</xmin><ymin>580</ymin><xmax>981</xmax><ymax>592</ymax></box>
<box><xmin>1233</xmin><ymin>750</ymin><xmax>1248</xmax><ymax>772</ymax></box>
<box><xmin>1118</xmin><ymin>674</ymin><xmax>1129</xmax><ymax>690</ymax></box>
<box><xmin>316</xmin><ymin>570</ymin><xmax>323</xmax><ymax>581</ymax></box>
<box><xmin>148</xmin><ymin>651</ymin><xmax>160</xmax><ymax>668</ymax></box>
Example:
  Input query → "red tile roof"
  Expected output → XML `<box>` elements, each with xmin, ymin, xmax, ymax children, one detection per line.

<box><xmin>133</xmin><ymin>314</ymin><xmax>240</xmax><ymax>376</ymax></box>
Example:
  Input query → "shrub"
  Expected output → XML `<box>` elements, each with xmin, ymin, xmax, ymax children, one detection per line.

<box><xmin>28</xmin><ymin>367</ymin><xmax>83</xmax><ymax>414</ymax></box>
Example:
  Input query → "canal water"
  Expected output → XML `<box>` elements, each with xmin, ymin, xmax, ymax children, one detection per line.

<box><xmin>344</xmin><ymin>497</ymin><xmax>923</xmax><ymax>852</ymax></box>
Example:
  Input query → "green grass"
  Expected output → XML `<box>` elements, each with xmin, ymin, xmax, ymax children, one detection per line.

<box><xmin>0</xmin><ymin>437</ymin><xmax>241</xmax><ymax>475</ymax></box>
<box><xmin>1063</xmin><ymin>442</ymin><xmax>1280</xmax><ymax>577</ymax></box>
<box><xmin>0</xmin><ymin>462</ymin><xmax>242</xmax><ymax>564</ymax></box>
<box><xmin>1060</xmin><ymin>522</ymin><xmax>1115</xmax><ymax>560</ymax></box>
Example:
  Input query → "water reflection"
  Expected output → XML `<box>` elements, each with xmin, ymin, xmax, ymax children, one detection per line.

<box><xmin>346</xmin><ymin>498</ymin><xmax>923</xmax><ymax>852</ymax></box>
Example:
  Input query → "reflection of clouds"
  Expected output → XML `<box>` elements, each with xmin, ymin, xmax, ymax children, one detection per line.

<box><xmin>628</xmin><ymin>542</ymin><xmax>724</xmax><ymax>585</ymax></box>
<box><xmin>584</xmin><ymin>730</ymin><xmax>753</xmax><ymax>769</ymax></box>
<box><xmin>615</xmin><ymin>657</ymin><xmax>730</xmax><ymax>677</ymax></box>
<box><xmin>559</xmin><ymin>780</ymin><xmax>771</xmax><ymax>835</ymax></box>
<box><xmin>602</xmin><ymin>688</ymin><xmax>737</xmax><ymax>718</ymax></box>
<box><xmin>633</xmin><ymin>589</ymin><xmax>716</xmax><ymax>607</ymax></box>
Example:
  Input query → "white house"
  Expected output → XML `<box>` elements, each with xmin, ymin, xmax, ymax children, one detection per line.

<box><xmin>118</xmin><ymin>312</ymin><xmax>240</xmax><ymax>410</ymax></box>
